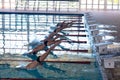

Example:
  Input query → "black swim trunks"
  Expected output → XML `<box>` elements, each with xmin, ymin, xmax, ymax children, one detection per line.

<box><xmin>44</xmin><ymin>41</ymin><xmax>48</xmax><ymax>46</ymax></box>
<box><xmin>36</xmin><ymin>56</ymin><xmax>43</xmax><ymax>65</ymax></box>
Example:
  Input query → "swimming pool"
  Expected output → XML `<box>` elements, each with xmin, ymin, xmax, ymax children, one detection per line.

<box><xmin>0</xmin><ymin>13</ymin><xmax>103</xmax><ymax>80</ymax></box>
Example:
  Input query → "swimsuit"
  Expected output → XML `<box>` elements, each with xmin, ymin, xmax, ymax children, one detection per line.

<box><xmin>36</xmin><ymin>56</ymin><xmax>43</xmax><ymax>65</ymax></box>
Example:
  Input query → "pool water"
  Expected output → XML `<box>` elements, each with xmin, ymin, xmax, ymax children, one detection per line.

<box><xmin>0</xmin><ymin>13</ymin><xmax>103</xmax><ymax>80</ymax></box>
<box><xmin>0</xmin><ymin>62</ymin><xmax>102</xmax><ymax>80</ymax></box>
